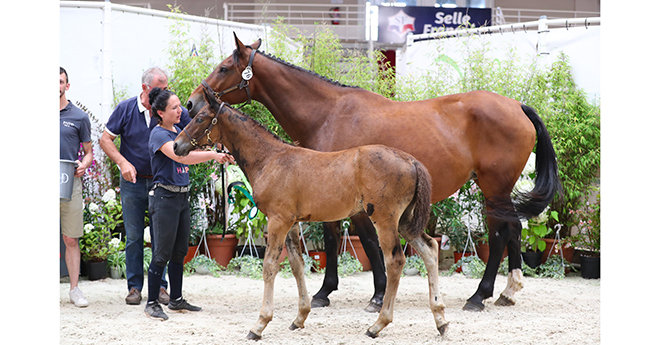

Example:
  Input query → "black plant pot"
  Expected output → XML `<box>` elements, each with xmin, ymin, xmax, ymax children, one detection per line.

<box><xmin>580</xmin><ymin>255</ymin><xmax>600</xmax><ymax>279</ymax></box>
<box><xmin>522</xmin><ymin>251</ymin><xmax>543</xmax><ymax>268</ymax></box>
<box><xmin>85</xmin><ymin>260</ymin><xmax>107</xmax><ymax>281</ymax></box>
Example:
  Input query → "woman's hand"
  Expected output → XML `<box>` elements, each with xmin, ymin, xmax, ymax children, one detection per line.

<box><xmin>214</xmin><ymin>153</ymin><xmax>236</xmax><ymax>165</ymax></box>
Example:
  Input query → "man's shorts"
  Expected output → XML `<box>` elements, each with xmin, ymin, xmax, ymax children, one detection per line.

<box><xmin>60</xmin><ymin>177</ymin><xmax>84</xmax><ymax>238</ymax></box>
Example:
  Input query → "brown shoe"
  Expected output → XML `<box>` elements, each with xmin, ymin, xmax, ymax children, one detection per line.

<box><xmin>126</xmin><ymin>287</ymin><xmax>142</xmax><ymax>305</ymax></box>
<box><xmin>158</xmin><ymin>287</ymin><xmax>170</xmax><ymax>305</ymax></box>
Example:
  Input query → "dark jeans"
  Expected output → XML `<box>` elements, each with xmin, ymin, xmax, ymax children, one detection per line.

<box><xmin>148</xmin><ymin>187</ymin><xmax>191</xmax><ymax>268</ymax></box>
<box><xmin>120</xmin><ymin>175</ymin><xmax>167</xmax><ymax>292</ymax></box>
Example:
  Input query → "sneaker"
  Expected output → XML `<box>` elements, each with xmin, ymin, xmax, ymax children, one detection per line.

<box><xmin>158</xmin><ymin>287</ymin><xmax>170</xmax><ymax>304</ymax></box>
<box><xmin>125</xmin><ymin>287</ymin><xmax>142</xmax><ymax>305</ymax></box>
<box><xmin>144</xmin><ymin>301</ymin><xmax>169</xmax><ymax>321</ymax></box>
<box><xmin>69</xmin><ymin>287</ymin><xmax>89</xmax><ymax>308</ymax></box>
<box><xmin>168</xmin><ymin>298</ymin><xmax>202</xmax><ymax>312</ymax></box>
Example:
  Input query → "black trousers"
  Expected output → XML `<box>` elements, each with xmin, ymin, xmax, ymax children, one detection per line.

<box><xmin>148</xmin><ymin>187</ymin><xmax>191</xmax><ymax>268</ymax></box>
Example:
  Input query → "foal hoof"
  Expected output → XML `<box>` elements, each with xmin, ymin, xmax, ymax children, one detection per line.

<box><xmin>462</xmin><ymin>300</ymin><xmax>485</xmax><ymax>312</ymax></box>
<box><xmin>246</xmin><ymin>331</ymin><xmax>261</xmax><ymax>341</ymax></box>
<box><xmin>364</xmin><ymin>300</ymin><xmax>382</xmax><ymax>313</ymax></box>
<box><xmin>438</xmin><ymin>322</ymin><xmax>449</xmax><ymax>336</ymax></box>
<box><xmin>311</xmin><ymin>297</ymin><xmax>330</xmax><ymax>309</ymax></box>
<box><xmin>494</xmin><ymin>295</ymin><xmax>515</xmax><ymax>306</ymax></box>
<box><xmin>289</xmin><ymin>322</ymin><xmax>301</xmax><ymax>331</ymax></box>
<box><xmin>365</xmin><ymin>329</ymin><xmax>379</xmax><ymax>339</ymax></box>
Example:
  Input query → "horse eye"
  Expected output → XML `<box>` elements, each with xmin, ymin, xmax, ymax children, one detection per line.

<box><xmin>196</xmin><ymin>117</ymin><xmax>205</xmax><ymax>123</ymax></box>
<box><xmin>219</xmin><ymin>67</ymin><xmax>228</xmax><ymax>73</ymax></box>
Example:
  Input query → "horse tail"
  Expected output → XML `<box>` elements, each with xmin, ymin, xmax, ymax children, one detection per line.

<box><xmin>512</xmin><ymin>104</ymin><xmax>562</xmax><ymax>219</ymax></box>
<box><xmin>403</xmin><ymin>159</ymin><xmax>432</xmax><ymax>238</ymax></box>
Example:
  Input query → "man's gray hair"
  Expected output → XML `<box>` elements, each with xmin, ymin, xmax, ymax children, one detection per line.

<box><xmin>141</xmin><ymin>67</ymin><xmax>168</xmax><ymax>86</ymax></box>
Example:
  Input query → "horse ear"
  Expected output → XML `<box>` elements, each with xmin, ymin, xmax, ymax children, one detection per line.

<box><xmin>252</xmin><ymin>38</ymin><xmax>262</xmax><ymax>50</ymax></box>
<box><xmin>233</xmin><ymin>32</ymin><xmax>246</xmax><ymax>54</ymax></box>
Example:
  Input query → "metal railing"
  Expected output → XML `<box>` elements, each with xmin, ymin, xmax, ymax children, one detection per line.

<box><xmin>224</xmin><ymin>3</ymin><xmax>600</xmax><ymax>42</ymax></box>
<box><xmin>224</xmin><ymin>2</ymin><xmax>368</xmax><ymax>41</ymax></box>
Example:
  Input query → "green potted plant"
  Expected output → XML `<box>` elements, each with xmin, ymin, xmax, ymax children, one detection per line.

<box><xmin>303</xmin><ymin>222</ymin><xmax>326</xmax><ymax>270</ymax></box>
<box><xmin>230</xmin><ymin>188</ymin><xmax>267</xmax><ymax>259</ymax></box>
<box><xmin>107</xmin><ymin>237</ymin><xmax>126</xmax><ymax>279</ymax></box>
<box><xmin>80</xmin><ymin>189</ymin><xmax>123</xmax><ymax>280</ymax></box>
<box><xmin>520</xmin><ymin>210</ymin><xmax>558</xmax><ymax>268</ymax></box>
<box><xmin>403</xmin><ymin>255</ymin><xmax>427</xmax><ymax>276</ymax></box>
<box><xmin>570</xmin><ymin>194</ymin><xmax>600</xmax><ymax>279</ymax></box>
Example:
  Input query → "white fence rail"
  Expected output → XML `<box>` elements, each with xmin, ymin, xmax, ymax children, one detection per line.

<box><xmin>60</xmin><ymin>1</ymin><xmax>268</xmax><ymax>124</ymax></box>
<box><xmin>397</xmin><ymin>17</ymin><xmax>601</xmax><ymax>100</ymax></box>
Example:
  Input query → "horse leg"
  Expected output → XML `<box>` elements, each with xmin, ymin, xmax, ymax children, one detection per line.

<box><xmin>247</xmin><ymin>219</ymin><xmax>291</xmax><ymax>340</ymax></box>
<box><xmin>365</xmin><ymin>222</ymin><xmax>405</xmax><ymax>338</ymax></box>
<box><xmin>352</xmin><ymin>212</ymin><xmax>386</xmax><ymax>313</ymax></box>
<box><xmin>284</xmin><ymin>224</ymin><xmax>312</xmax><ymax>330</ymax></box>
<box><xmin>463</xmin><ymin>213</ymin><xmax>518</xmax><ymax>311</ymax></box>
<box><xmin>311</xmin><ymin>221</ymin><xmax>341</xmax><ymax>308</ymax></box>
<box><xmin>494</xmin><ymin>224</ymin><xmax>524</xmax><ymax>307</ymax></box>
<box><xmin>406</xmin><ymin>232</ymin><xmax>448</xmax><ymax>335</ymax></box>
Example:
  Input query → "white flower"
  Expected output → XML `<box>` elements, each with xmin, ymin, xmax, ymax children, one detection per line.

<box><xmin>110</xmin><ymin>238</ymin><xmax>121</xmax><ymax>248</ymax></box>
<box><xmin>84</xmin><ymin>223</ymin><xmax>94</xmax><ymax>234</ymax></box>
<box><xmin>88</xmin><ymin>202</ymin><xmax>99</xmax><ymax>214</ymax></box>
<box><xmin>522</xmin><ymin>152</ymin><xmax>536</xmax><ymax>177</ymax></box>
<box><xmin>102</xmin><ymin>189</ymin><xmax>117</xmax><ymax>204</ymax></box>
<box><xmin>144</xmin><ymin>226</ymin><xmax>151</xmax><ymax>243</ymax></box>
<box><xmin>215</xmin><ymin>178</ymin><xmax>223</xmax><ymax>194</ymax></box>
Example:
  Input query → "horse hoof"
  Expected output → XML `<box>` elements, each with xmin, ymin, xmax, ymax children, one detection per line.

<box><xmin>311</xmin><ymin>297</ymin><xmax>330</xmax><ymax>309</ymax></box>
<box><xmin>289</xmin><ymin>322</ymin><xmax>301</xmax><ymax>331</ymax></box>
<box><xmin>365</xmin><ymin>329</ymin><xmax>379</xmax><ymax>338</ymax></box>
<box><xmin>364</xmin><ymin>301</ymin><xmax>382</xmax><ymax>313</ymax></box>
<box><xmin>462</xmin><ymin>301</ymin><xmax>485</xmax><ymax>312</ymax></box>
<box><xmin>247</xmin><ymin>331</ymin><xmax>262</xmax><ymax>341</ymax></box>
<box><xmin>438</xmin><ymin>322</ymin><xmax>449</xmax><ymax>336</ymax></box>
<box><xmin>494</xmin><ymin>295</ymin><xmax>515</xmax><ymax>306</ymax></box>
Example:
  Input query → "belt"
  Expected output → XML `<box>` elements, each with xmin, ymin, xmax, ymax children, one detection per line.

<box><xmin>153</xmin><ymin>183</ymin><xmax>189</xmax><ymax>193</ymax></box>
<box><xmin>137</xmin><ymin>174</ymin><xmax>153</xmax><ymax>179</ymax></box>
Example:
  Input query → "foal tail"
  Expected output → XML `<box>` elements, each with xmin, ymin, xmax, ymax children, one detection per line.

<box><xmin>513</xmin><ymin>104</ymin><xmax>562</xmax><ymax>220</ymax></box>
<box><xmin>402</xmin><ymin>160</ymin><xmax>432</xmax><ymax>238</ymax></box>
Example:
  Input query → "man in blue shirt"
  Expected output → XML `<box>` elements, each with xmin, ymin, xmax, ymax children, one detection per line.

<box><xmin>60</xmin><ymin>67</ymin><xmax>93</xmax><ymax>307</ymax></box>
<box><xmin>100</xmin><ymin>67</ymin><xmax>191</xmax><ymax>305</ymax></box>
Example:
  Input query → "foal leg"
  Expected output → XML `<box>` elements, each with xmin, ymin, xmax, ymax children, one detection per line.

<box><xmin>284</xmin><ymin>224</ymin><xmax>312</xmax><ymax>331</ymax></box>
<box><xmin>248</xmin><ymin>219</ymin><xmax>291</xmax><ymax>340</ymax></box>
<box><xmin>311</xmin><ymin>221</ymin><xmax>341</xmax><ymax>308</ymax></box>
<box><xmin>365</xmin><ymin>222</ymin><xmax>405</xmax><ymax>338</ymax></box>
<box><xmin>352</xmin><ymin>212</ymin><xmax>387</xmax><ymax>313</ymax></box>
<box><xmin>406</xmin><ymin>233</ymin><xmax>448</xmax><ymax>335</ymax></box>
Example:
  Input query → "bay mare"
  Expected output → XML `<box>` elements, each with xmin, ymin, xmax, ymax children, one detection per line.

<box><xmin>186</xmin><ymin>34</ymin><xmax>560</xmax><ymax>314</ymax></box>
<box><xmin>173</xmin><ymin>87</ymin><xmax>447</xmax><ymax>339</ymax></box>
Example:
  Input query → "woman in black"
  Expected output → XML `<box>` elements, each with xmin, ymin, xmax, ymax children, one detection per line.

<box><xmin>145</xmin><ymin>87</ymin><xmax>234</xmax><ymax>320</ymax></box>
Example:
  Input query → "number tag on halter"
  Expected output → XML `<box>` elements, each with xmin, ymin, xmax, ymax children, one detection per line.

<box><xmin>242</xmin><ymin>66</ymin><xmax>253</xmax><ymax>81</ymax></box>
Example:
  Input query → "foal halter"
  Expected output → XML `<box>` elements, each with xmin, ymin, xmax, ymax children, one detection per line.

<box><xmin>182</xmin><ymin>101</ymin><xmax>226</xmax><ymax>149</ymax></box>
<box><xmin>202</xmin><ymin>46</ymin><xmax>257</xmax><ymax>109</ymax></box>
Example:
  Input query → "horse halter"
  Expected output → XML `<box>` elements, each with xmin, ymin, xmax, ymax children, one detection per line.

<box><xmin>182</xmin><ymin>101</ymin><xmax>226</xmax><ymax>149</ymax></box>
<box><xmin>202</xmin><ymin>46</ymin><xmax>258</xmax><ymax>109</ymax></box>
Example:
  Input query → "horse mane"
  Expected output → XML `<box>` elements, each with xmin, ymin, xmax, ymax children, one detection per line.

<box><xmin>232</xmin><ymin>48</ymin><xmax>360</xmax><ymax>89</ymax></box>
<box><xmin>222</xmin><ymin>103</ymin><xmax>297</xmax><ymax>148</ymax></box>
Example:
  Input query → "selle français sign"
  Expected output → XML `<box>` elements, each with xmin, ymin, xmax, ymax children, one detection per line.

<box><xmin>378</xmin><ymin>6</ymin><xmax>491</xmax><ymax>44</ymax></box>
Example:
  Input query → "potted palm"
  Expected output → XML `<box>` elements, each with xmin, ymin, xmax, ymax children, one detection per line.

<box><xmin>570</xmin><ymin>195</ymin><xmax>600</xmax><ymax>279</ymax></box>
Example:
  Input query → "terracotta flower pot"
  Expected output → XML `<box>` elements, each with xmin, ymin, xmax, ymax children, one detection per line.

<box><xmin>308</xmin><ymin>251</ymin><xmax>327</xmax><ymax>271</ymax></box>
<box><xmin>345</xmin><ymin>235</ymin><xmax>371</xmax><ymax>271</ymax></box>
<box><xmin>453</xmin><ymin>251</ymin><xmax>475</xmax><ymax>273</ymax></box>
<box><xmin>206</xmin><ymin>234</ymin><xmax>238</xmax><ymax>267</ymax></box>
